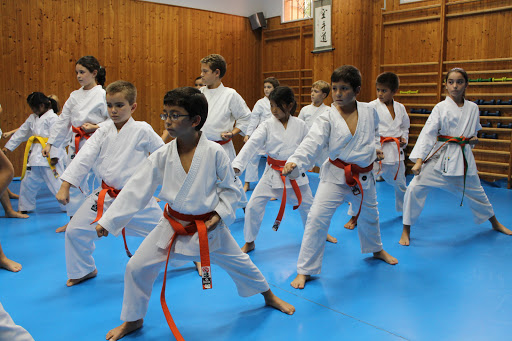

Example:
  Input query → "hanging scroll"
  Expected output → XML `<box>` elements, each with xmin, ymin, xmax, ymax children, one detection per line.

<box><xmin>312</xmin><ymin>0</ymin><xmax>333</xmax><ymax>53</ymax></box>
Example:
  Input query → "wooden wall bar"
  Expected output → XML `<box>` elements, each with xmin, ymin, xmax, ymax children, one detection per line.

<box><xmin>0</xmin><ymin>0</ymin><xmax>261</xmax><ymax>175</ymax></box>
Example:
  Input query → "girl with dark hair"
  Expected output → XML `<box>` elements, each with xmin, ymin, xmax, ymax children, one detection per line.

<box><xmin>400</xmin><ymin>67</ymin><xmax>511</xmax><ymax>246</ymax></box>
<box><xmin>41</xmin><ymin>55</ymin><xmax>109</xmax><ymax>232</ymax></box>
<box><xmin>3</xmin><ymin>92</ymin><xmax>67</xmax><ymax>214</ymax></box>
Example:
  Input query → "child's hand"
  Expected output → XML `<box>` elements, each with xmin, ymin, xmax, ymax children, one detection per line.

<box><xmin>282</xmin><ymin>162</ymin><xmax>297</xmax><ymax>176</ymax></box>
<box><xmin>400</xmin><ymin>136</ymin><xmax>407</xmax><ymax>147</ymax></box>
<box><xmin>1</xmin><ymin>147</ymin><xmax>7</xmax><ymax>154</ymax></box>
<box><xmin>81</xmin><ymin>123</ymin><xmax>99</xmax><ymax>133</ymax></box>
<box><xmin>56</xmin><ymin>183</ymin><xmax>71</xmax><ymax>205</ymax></box>
<box><xmin>376</xmin><ymin>149</ymin><xmax>384</xmax><ymax>161</ymax></box>
<box><xmin>205</xmin><ymin>213</ymin><xmax>221</xmax><ymax>232</ymax></box>
<box><xmin>412</xmin><ymin>159</ymin><xmax>423</xmax><ymax>175</ymax></box>
<box><xmin>233</xmin><ymin>167</ymin><xmax>241</xmax><ymax>176</ymax></box>
<box><xmin>96</xmin><ymin>224</ymin><xmax>109</xmax><ymax>238</ymax></box>
<box><xmin>220</xmin><ymin>131</ymin><xmax>234</xmax><ymax>141</ymax></box>
<box><xmin>3</xmin><ymin>132</ymin><xmax>13</xmax><ymax>139</ymax></box>
<box><xmin>42</xmin><ymin>144</ymin><xmax>51</xmax><ymax>157</ymax></box>
<box><xmin>243</xmin><ymin>135</ymin><xmax>250</xmax><ymax>143</ymax></box>
<box><xmin>50</xmin><ymin>158</ymin><xmax>59</xmax><ymax>166</ymax></box>
<box><xmin>468</xmin><ymin>136</ymin><xmax>478</xmax><ymax>146</ymax></box>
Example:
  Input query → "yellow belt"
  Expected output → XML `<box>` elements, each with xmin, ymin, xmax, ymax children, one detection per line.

<box><xmin>21</xmin><ymin>136</ymin><xmax>59</xmax><ymax>179</ymax></box>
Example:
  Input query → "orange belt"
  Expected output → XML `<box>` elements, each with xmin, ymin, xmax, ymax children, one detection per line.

<box><xmin>71</xmin><ymin>126</ymin><xmax>93</xmax><ymax>154</ymax></box>
<box><xmin>267</xmin><ymin>156</ymin><xmax>302</xmax><ymax>231</ymax></box>
<box><xmin>91</xmin><ymin>181</ymin><xmax>132</xmax><ymax>258</ymax></box>
<box><xmin>161</xmin><ymin>204</ymin><xmax>214</xmax><ymax>341</ymax></box>
<box><xmin>214</xmin><ymin>138</ymin><xmax>232</xmax><ymax>145</ymax></box>
<box><xmin>329</xmin><ymin>158</ymin><xmax>373</xmax><ymax>221</ymax></box>
<box><xmin>378</xmin><ymin>136</ymin><xmax>401</xmax><ymax>180</ymax></box>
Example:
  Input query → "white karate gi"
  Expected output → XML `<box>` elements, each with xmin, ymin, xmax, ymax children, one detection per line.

<box><xmin>61</xmin><ymin>118</ymin><xmax>164</xmax><ymax>280</ymax></box>
<box><xmin>245</xmin><ymin>97</ymin><xmax>272</xmax><ymax>182</ymax></box>
<box><xmin>0</xmin><ymin>302</ymin><xmax>34</xmax><ymax>341</ymax></box>
<box><xmin>349</xmin><ymin>99</ymin><xmax>410</xmax><ymax>215</ymax></box>
<box><xmin>97</xmin><ymin>134</ymin><xmax>269</xmax><ymax>321</ymax></box>
<box><xmin>48</xmin><ymin>85</ymin><xmax>109</xmax><ymax>216</ymax></box>
<box><xmin>403</xmin><ymin>97</ymin><xmax>494</xmax><ymax>226</ymax></box>
<box><xmin>4</xmin><ymin>109</ymin><xmax>66</xmax><ymax>212</ymax></box>
<box><xmin>233</xmin><ymin>116</ymin><xmax>314</xmax><ymax>243</ymax></box>
<box><xmin>288</xmin><ymin>102</ymin><xmax>384</xmax><ymax>275</ymax></box>
<box><xmin>297</xmin><ymin>103</ymin><xmax>330</xmax><ymax>168</ymax></box>
<box><xmin>200</xmin><ymin>83</ymin><xmax>251</xmax><ymax>206</ymax></box>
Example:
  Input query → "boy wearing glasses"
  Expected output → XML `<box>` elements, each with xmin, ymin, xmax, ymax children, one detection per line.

<box><xmin>95</xmin><ymin>87</ymin><xmax>294</xmax><ymax>341</ymax></box>
<box><xmin>55</xmin><ymin>80</ymin><xmax>164</xmax><ymax>287</ymax></box>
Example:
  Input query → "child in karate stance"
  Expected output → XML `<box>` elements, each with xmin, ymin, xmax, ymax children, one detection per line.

<box><xmin>95</xmin><ymin>87</ymin><xmax>294</xmax><ymax>341</ymax></box>
<box><xmin>345</xmin><ymin>72</ymin><xmax>410</xmax><ymax>229</ymax></box>
<box><xmin>234</xmin><ymin>86</ymin><xmax>336</xmax><ymax>253</ymax></box>
<box><xmin>283</xmin><ymin>65</ymin><xmax>398</xmax><ymax>290</ymax></box>
<box><xmin>3</xmin><ymin>92</ymin><xmax>66</xmax><ymax>214</ymax></box>
<box><xmin>56</xmin><ymin>81</ymin><xmax>164</xmax><ymax>287</ymax></box>
<box><xmin>243</xmin><ymin>77</ymin><xmax>280</xmax><ymax>192</ymax></box>
<box><xmin>43</xmin><ymin>55</ymin><xmax>109</xmax><ymax>233</ymax></box>
<box><xmin>399</xmin><ymin>68</ymin><xmax>511</xmax><ymax>245</ymax></box>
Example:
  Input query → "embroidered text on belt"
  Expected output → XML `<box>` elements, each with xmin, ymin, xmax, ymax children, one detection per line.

<box><xmin>329</xmin><ymin>158</ymin><xmax>373</xmax><ymax>221</ymax></box>
<box><xmin>378</xmin><ymin>136</ymin><xmax>401</xmax><ymax>180</ymax></box>
<box><xmin>214</xmin><ymin>138</ymin><xmax>231</xmax><ymax>145</ymax></box>
<box><xmin>90</xmin><ymin>181</ymin><xmax>132</xmax><ymax>257</ymax></box>
<box><xmin>424</xmin><ymin>135</ymin><xmax>470</xmax><ymax>206</ymax></box>
<box><xmin>21</xmin><ymin>136</ymin><xmax>59</xmax><ymax>179</ymax></box>
<box><xmin>267</xmin><ymin>156</ymin><xmax>302</xmax><ymax>231</ymax></box>
<box><xmin>161</xmin><ymin>204</ymin><xmax>214</xmax><ymax>341</ymax></box>
<box><xmin>72</xmin><ymin>126</ymin><xmax>93</xmax><ymax>154</ymax></box>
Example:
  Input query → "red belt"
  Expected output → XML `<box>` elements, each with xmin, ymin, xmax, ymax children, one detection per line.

<box><xmin>267</xmin><ymin>156</ymin><xmax>302</xmax><ymax>231</ymax></box>
<box><xmin>329</xmin><ymin>158</ymin><xmax>373</xmax><ymax>221</ymax></box>
<box><xmin>379</xmin><ymin>136</ymin><xmax>401</xmax><ymax>180</ymax></box>
<box><xmin>91</xmin><ymin>181</ymin><xmax>132</xmax><ymax>258</ymax></box>
<box><xmin>161</xmin><ymin>204</ymin><xmax>214</xmax><ymax>341</ymax></box>
<box><xmin>214</xmin><ymin>138</ymin><xmax>232</xmax><ymax>145</ymax></box>
<box><xmin>71</xmin><ymin>126</ymin><xmax>93</xmax><ymax>154</ymax></box>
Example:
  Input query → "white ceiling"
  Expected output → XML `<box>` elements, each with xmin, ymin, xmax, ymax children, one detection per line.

<box><xmin>139</xmin><ymin>0</ymin><xmax>282</xmax><ymax>18</ymax></box>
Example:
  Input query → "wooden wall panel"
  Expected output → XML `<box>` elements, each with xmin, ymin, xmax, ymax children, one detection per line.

<box><xmin>0</xmin><ymin>0</ymin><xmax>261</xmax><ymax>176</ymax></box>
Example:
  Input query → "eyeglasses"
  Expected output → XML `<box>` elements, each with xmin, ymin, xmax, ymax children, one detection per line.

<box><xmin>160</xmin><ymin>113</ymin><xmax>189</xmax><ymax>121</ymax></box>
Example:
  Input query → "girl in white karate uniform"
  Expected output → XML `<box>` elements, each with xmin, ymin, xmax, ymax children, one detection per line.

<box><xmin>42</xmin><ymin>55</ymin><xmax>109</xmax><ymax>232</ymax></box>
<box><xmin>400</xmin><ymin>68</ymin><xmax>511</xmax><ymax>246</ymax></box>
<box><xmin>242</xmin><ymin>77</ymin><xmax>280</xmax><ymax>192</ymax></box>
<box><xmin>3</xmin><ymin>92</ymin><xmax>67</xmax><ymax>213</ymax></box>
<box><xmin>95</xmin><ymin>87</ymin><xmax>294</xmax><ymax>341</ymax></box>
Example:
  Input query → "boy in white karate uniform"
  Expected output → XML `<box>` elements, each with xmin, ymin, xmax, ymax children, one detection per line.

<box><xmin>3</xmin><ymin>92</ymin><xmax>67</xmax><ymax>214</ymax></box>
<box><xmin>94</xmin><ymin>87</ymin><xmax>294</xmax><ymax>341</ymax></box>
<box><xmin>399</xmin><ymin>68</ymin><xmax>511</xmax><ymax>245</ymax></box>
<box><xmin>283</xmin><ymin>65</ymin><xmax>398</xmax><ymax>290</ymax></box>
<box><xmin>345</xmin><ymin>72</ymin><xmax>410</xmax><ymax>229</ymax></box>
<box><xmin>243</xmin><ymin>77</ymin><xmax>280</xmax><ymax>192</ymax></box>
<box><xmin>56</xmin><ymin>81</ymin><xmax>164</xmax><ymax>287</ymax></box>
<box><xmin>297</xmin><ymin>80</ymin><xmax>331</xmax><ymax>169</ymax></box>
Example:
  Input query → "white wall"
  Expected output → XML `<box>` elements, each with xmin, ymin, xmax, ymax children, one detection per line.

<box><xmin>139</xmin><ymin>0</ymin><xmax>282</xmax><ymax>18</ymax></box>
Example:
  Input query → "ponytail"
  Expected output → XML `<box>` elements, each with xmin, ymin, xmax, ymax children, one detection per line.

<box><xmin>76</xmin><ymin>55</ymin><xmax>106</xmax><ymax>88</ymax></box>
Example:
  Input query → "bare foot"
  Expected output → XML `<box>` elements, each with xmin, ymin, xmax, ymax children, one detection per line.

<box><xmin>326</xmin><ymin>234</ymin><xmax>337</xmax><ymax>243</ymax></box>
<box><xmin>106</xmin><ymin>319</ymin><xmax>143</xmax><ymax>341</ymax></box>
<box><xmin>66</xmin><ymin>269</ymin><xmax>97</xmax><ymax>287</ymax></box>
<box><xmin>373</xmin><ymin>249</ymin><xmax>398</xmax><ymax>265</ymax></box>
<box><xmin>398</xmin><ymin>225</ymin><xmax>410</xmax><ymax>246</ymax></box>
<box><xmin>56</xmin><ymin>223</ymin><xmax>68</xmax><ymax>233</ymax></box>
<box><xmin>154</xmin><ymin>196</ymin><xmax>161</xmax><ymax>203</ymax></box>
<box><xmin>243</xmin><ymin>182</ymin><xmax>250</xmax><ymax>192</ymax></box>
<box><xmin>193</xmin><ymin>261</ymin><xmax>202</xmax><ymax>277</ymax></box>
<box><xmin>262</xmin><ymin>289</ymin><xmax>295</xmax><ymax>315</ymax></box>
<box><xmin>7</xmin><ymin>189</ymin><xmax>19</xmax><ymax>199</ymax></box>
<box><xmin>490</xmin><ymin>216</ymin><xmax>512</xmax><ymax>235</ymax></box>
<box><xmin>290</xmin><ymin>274</ymin><xmax>311</xmax><ymax>289</ymax></box>
<box><xmin>0</xmin><ymin>256</ymin><xmax>22</xmax><ymax>272</ymax></box>
<box><xmin>344</xmin><ymin>216</ymin><xmax>357</xmax><ymax>230</ymax></box>
<box><xmin>270</xmin><ymin>197</ymin><xmax>277</xmax><ymax>201</ymax></box>
<box><xmin>5</xmin><ymin>210</ymin><xmax>29</xmax><ymax>219</ymax></box>
<box><xmin>241</xmin><ymin>241</ymin><xmax>255</xmax><ymax>253</ymax></box>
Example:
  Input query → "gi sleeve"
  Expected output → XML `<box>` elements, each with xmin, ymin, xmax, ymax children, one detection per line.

<box><xmin>230</xmin><ymin>92</ymin><xmax>252</xmax><ymax>135</ymax></box>
<box><xmin>214</xmin><ymin>150</ymin><xmax>242</xmax><ymax>227</ymax></box>
<box><xmin>232</xmin><ymin>121</ymin><xmax>268</xmax><ymax>173</ymax></box>
<box><xmin>4</xmin><ymin>116</ymin><xmax>34</xmax><ymax>151</ymax></box>
<box><xmin>409</xmin><ymin>104</ymin><xmax>441</xmax><ymax>162</ymax></box>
